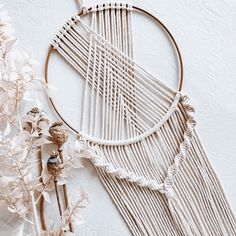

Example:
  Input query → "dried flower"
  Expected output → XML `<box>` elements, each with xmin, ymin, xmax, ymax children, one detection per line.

<box><xmin>41</xmin><ymin>143</ymin><xmax>83</xmax><ymax>191</ymax></box>
<box><xmin>47</xmin><ymin>151</ymin><xmax>62</xmax><ymax>179</ymax></box>
<box><xmin>0</xmin><ymin>6</ymin><xmax>87</xmax><ymax>234</ymax></box>
<box><xmin>0</xmin><ymin>6</ymin><xmax>49</xmax><ymax>233</ymax></box>
<box><xmin>0</xmin><ymin>176</ymin><xmax>31</xmax><ymax>219</ymax></box>
<box><xmin>0</xmin><ymin>5</ymin><xmax>15</xmax><ymax>54</ymax></box>
<box><xmin>24</xmin><ymin>107</ymin><xmax>50</xmax><ymax>136</ymax></box>
<box><xmin>49</xmin><ymin>121</ymin><xmax>68</xmax><ymax>148</ymax></box>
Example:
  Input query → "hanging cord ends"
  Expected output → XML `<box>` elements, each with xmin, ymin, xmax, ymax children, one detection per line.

<box><xmin>163</xmin><ymin>187</ymin><xmax>199</xmax><ymax>235</ymax></box>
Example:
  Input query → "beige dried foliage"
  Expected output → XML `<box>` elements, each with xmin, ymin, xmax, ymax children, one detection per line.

<box><xmin>0</xmin><ymin>5</ymin><xmax>87</xmax><ymax>235</ymax></box>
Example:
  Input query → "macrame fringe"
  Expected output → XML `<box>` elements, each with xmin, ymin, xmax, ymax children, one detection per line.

<box><xmin>164</xmin><ymin>188</ymin><xmax>199</xmax><ymax>236</ymax></box>
<box><xmin>52</xmin><ymin>4</ymin><xmax>236</xmax><ymax>235</ymax></box>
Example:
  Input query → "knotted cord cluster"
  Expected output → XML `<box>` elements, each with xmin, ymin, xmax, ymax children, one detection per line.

<box><xmin>45</xmin><ymin>3</ymin><xmax>236</xmax><ymax>235</ymax></box>
<box><xmin>80</xmin><ymin>94</ymin><xmax>196</xmax><ymax>195</ymax></box>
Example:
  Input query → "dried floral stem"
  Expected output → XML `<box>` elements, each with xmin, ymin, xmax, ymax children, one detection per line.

<box><xmin>54</xmin><ymin>179</ymin><xmax>63</xmax><ymax>217</ymax></box>
<box><xmin>35</xmin><ymin>176</ymin><xmax>53</xmax><ymax>204</ymax></box>
<box><xmin>9</xmin><ymin>145</ymin><xmax>41</xmax><ymax>235</ymax></box>
<box><xmin>37</xmin><ymin>146</ymin><xmax>46</xmax><ymax>230</ymax></box>
<box><xmin>0</xmin><ymin>6</ymin><xmax>61</xmax><ymax>235</ymax></box>
<box><xmin>30</xmin><ymin>192</ymin><xmax>42</xmax><ymax>236</ymax></box>
<box><xmin>49</xmin><ymin>121</ymin><xmax>73</xmax><ymax>229</ymax></box>
<box><xmin>67</xmin><ymin>194</ymin><xmax>87</xmax><ymax>224</ymax></box>
<box><xmin>5</xmin><ymin>116</ymin><xmax>21</xmax><ymax>130</ymax></box>
<box><xmin>1</xmin><ymin>194</ymin><xmax>33</xmax><ymax>224</ymax></box>
<box><xmin>39</xmin><ymin>198</ymin><xmax>46</xmax><ymax>229</ymax></box>
<box><xmin>58</xmin><ymin>149</ymin><xmax>74</xmax><ymax>232</ymax></box>
<box><xmin>15</xmin><ymin>80</ymin><xmax>23</xmax><ymax>131</ymax></box>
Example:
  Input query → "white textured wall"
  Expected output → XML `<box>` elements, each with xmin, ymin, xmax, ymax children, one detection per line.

<box><xmin>1</xmin><ymin>0</ymin><xmax>236</xmax><ymax>235</ymax></box>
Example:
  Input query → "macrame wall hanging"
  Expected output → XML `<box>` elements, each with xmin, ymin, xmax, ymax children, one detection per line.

<box><xmin>45</xmin><ymin>2</ymin><xmax>236</xmax><ymax>235</ymax></box>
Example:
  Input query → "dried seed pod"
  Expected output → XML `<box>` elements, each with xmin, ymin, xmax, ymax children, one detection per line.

<box><xmin>49</xmin><ymin>121</ymin><xmax>68</xmax><ymax>148</ymax></box>
<box><xmin>47</xmin><ymin>151</ymin><xmax>62</xmax><ymax>178</ymax></box>
<box><xmin>27</xmin><ymin>107</ymin><xmax>40</xmax><ymax>115</ymax></box>
<box><xmin>24</xmin><ymin>107</ymin><xmax>49</xmax><ymax>135</ymax></box>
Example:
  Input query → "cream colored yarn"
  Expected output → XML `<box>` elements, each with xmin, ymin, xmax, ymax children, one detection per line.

<box><xmin>51</xmin><ymin>3</ymin><xmax>236</xmax><ymax>235</ymax></box>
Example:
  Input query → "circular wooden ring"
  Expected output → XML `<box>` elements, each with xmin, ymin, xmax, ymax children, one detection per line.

<box><xmin>45</xmin><ymin>4</ymin><xmax>184</xmax><ymax>137</ymax></box>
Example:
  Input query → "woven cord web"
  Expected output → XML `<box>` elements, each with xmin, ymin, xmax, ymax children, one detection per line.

<box><xmin>51</xmin><ymin>4</ymin><xmax>236</xmax><ymax>235</ymax></box>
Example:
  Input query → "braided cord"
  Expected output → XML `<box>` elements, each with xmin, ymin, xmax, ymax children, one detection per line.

<box><xmin>80</xmin><ymin>95</ymin><xmax>196</xmax><ymax>194</ymax></box>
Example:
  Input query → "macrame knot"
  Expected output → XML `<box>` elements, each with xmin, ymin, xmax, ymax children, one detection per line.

<box><xmin>120</xmin><ymin>169</ymin><xmax>130</xmax><ymax>179</ymax></box>
<box><xmin>116</xmin><ymin>3</ymin><xmax>121</xmax><ymax>10</ymax></box>
<box><xmin>163</xmin><ymin>187</ymin><xmax>175</xmax><ymax>199</ymax></box>
<box><xmin>104</xmin><ymin>4</ymin><xmax>110</xmax><ymax>10</ymax></box>
<box><xmin>110</xmin><ymin>3</ymin><xmax>116</xmax><ymax>10</ymax></box>
<box><xmin>184</xmin><ymin>104</ymin><xmax>195</xmax><ymax>114</ymax></box>
<box><xmin>126</xmin><ymin>4</ymin><xmax>133</xmax><ymax>11</ymax></box>
<box><xmin>121</xmin><ymin>3</ymin><xmax>127</xmax><ymax>9</ymax></box>
<box><xmin>68</xmin><ymin>19</ymin><xmax>75</xmax><ymax>27</ymax></box>
<box><xmin>146</xmin><ymin>180</ymin><xmax>160</xmax><ymax>190</ymax></box>
<box><xmin>52</xmin><ymin>36</ymin><xmax>60</xmax><ymax>50</ymax></box>
<box><xmin>180</xmin><ymin>94</ymin><xmax>189</xmax><ymax>103</ymax></box>
<box><xmin>168</xmin><ymin>163</ymin><xmax>179</xmax><ymax>176</ymax></box>
<box><xmin>184</xmin><ymin>129</ymin><xmax>193</xmax><ymax>140</ymax></box>
<box><xmin>179</xmin><ymin>143</ymin><xmax>188</xmax><ymax>158</ymax></box>
<box><xmin>77</xmin><ymin>0</ymin><xmax>87</xmax><ymax>15</ymax></box>
<box><xmin>96</xmin><ymin>4</ymin><xmax>103</xmax><ymax>12</ymax></box>
<box><xmin>162</xmin><ymin>186</ymin><xmax>199</xmax><ymax>235</ymax></box>
<box><xmin>81</xmin><ymin>7</ymin><xmax>87</xmax><ymax>15</ymax></box>
<box><xmin>72</xmin><ymin>15</ymin><xmax>80</xmax><ymax>23</ymax></box>
<box><xmin>64</xmin><ymin>22</ymin><xmax>71</xmax><ymax>32</ymax></box>
<box><xmin>60</xmin><ymin>26</ymin><xmax>66</xmax><ymax>37</ymax></box>
<box><xmin>164</xmin><ymin>176</ymin><xmax>174</xmax><ymax>189</ymax></box>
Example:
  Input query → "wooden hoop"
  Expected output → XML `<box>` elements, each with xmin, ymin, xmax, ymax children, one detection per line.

<box><xmin>44</xmin><ymin>4</ymin><xmax>184</xmax><ymax>136</ymax></box>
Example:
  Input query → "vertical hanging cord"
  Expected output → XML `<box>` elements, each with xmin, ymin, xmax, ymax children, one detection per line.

<box><xmin>80</xmin><ymin>10</ymin><xmax>95</xmax><ymax>132</ymax></box>
<box><xmin>52</xmin><ymin>5</ymin><xmax>236</xmax><ymax>235</ymax></box>
<box><xmin>89</xmin><ymin>32</ymin><xmax>97</xmax><ymax>135</ymax></box>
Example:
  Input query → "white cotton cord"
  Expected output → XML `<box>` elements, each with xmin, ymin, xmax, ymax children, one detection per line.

<box><xmin>56</xmin><ymin>28</ymin><xmax>236</xmax><ymax>232</ymax></box>
<box><xmin>80</xmin><ymin>96</ymin><xmax>195</xmax><ymax>190</ymax></box>
<box><xmin>164</xmin><ymin>95</ymin><xmax>196</xmax><ymax>190</ymax></box>
<box><xmin>89</xmin><ymin>3</ymin><xmax>133</xmax><ymax>13</ymax></box>
<box><xmin>80</xmin><ymin>11</ymin><xmax>95</xmax><ymax>132</ymax></box>
<box><xmin>165</xmin><ymin>190</ymin><xmax>199</xmax><ymax>236</ymax></box>
<box><xmin>89</xmin><ymin>26</ymin><xmax>97</xmax><ymax>136</ymax></box>
<box><xmin>170</xmin><ymin>111</ymin><xmax>222</xmax><ymax>234</ymax></box>
<box><xmin>51</xmin><ymin>6</ymin><xmax>236</xmax><ymax>235</ymax></box>
<box><xmin>78</xmin><ymin>92</ymin><xmax>180</xmax><ymax>146</ymax></box>
<box><xmin>108</xmin><ymin>70</ymin><xmax>113</xmax><ymax>140</ymax></box>
<box><xmin>53</xmin><ymin>31</ymin><xmax>175</xmax><ymax>133</ymax></box>
<box><xmin>122</xmin><ymin>9</ymin><xmax>127</xmax><ymax>54</ymax></box>
<box><xmin>53</xmin><ymin>16</ymin><xmax>174</xmax><ymax>102</ymax></box>
<box><xmin>95</xmin><ymin>149</ymin><xmax>141</xmax><ymax>235</ymax></box>
<box><xmin>112</xmin><ymin>81</ymin><xmax>118</xmax><ymax>140</ymax></box>
<box><xmin>115</xmin><ymin>89</ymin><xmax>120</xmax><ymax>140</ymax></box>
<box><xmin>176</xmin><ymin>107</ymin><xmax>235</xmax><ymax>234</ymax></box>
<box><xmin>105</xmin><ymin>65</ymin><xmax>110</xmax><ymax>140</ymax></box>
<box><xmin>104</xmin><ymin>145</ymin><xmax>156</xmax><ymax>235</ymax></box>
<box><xmin>76</xmin><ymin>19</ymin><xmax>175</xmax><ymax>96</ymax></box>
<box><xmin>81</xmin><ymin>144</ymin><xmax>164</xmax><ymax>192</ymax></box>
<box><xmin>64</xmin><ymin>28</ymin><xmax>171</xmax><ymax>119</ymax></box>
<box><xmin>93</xmin><ymin>49</ymin><xmax>102</xmax><ymax>136</ymax></box>
<box><xmin>140</xmin><ymin>138</ymin><xmax>164</xmax><ymax>181</ymax></box>
<box><xmin>56</xmin><ymin>25</ymin><xmax>172</xmax><ymax>122</ymax></box>
<box><xmin>79</xmin><ymin>96</ymin><xmax>201</xmax><ymax>235</ymax></box>
<box><xmin>156</xmin><ymin>110</ymin><xmax>200</xmax><ymax>234</ymax></box>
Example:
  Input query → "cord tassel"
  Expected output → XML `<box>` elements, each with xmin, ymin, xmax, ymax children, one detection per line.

<box><xmin>164</xmin><ymin>188</ymin><xmax>199</xmax><ymax>235</ymax></box>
